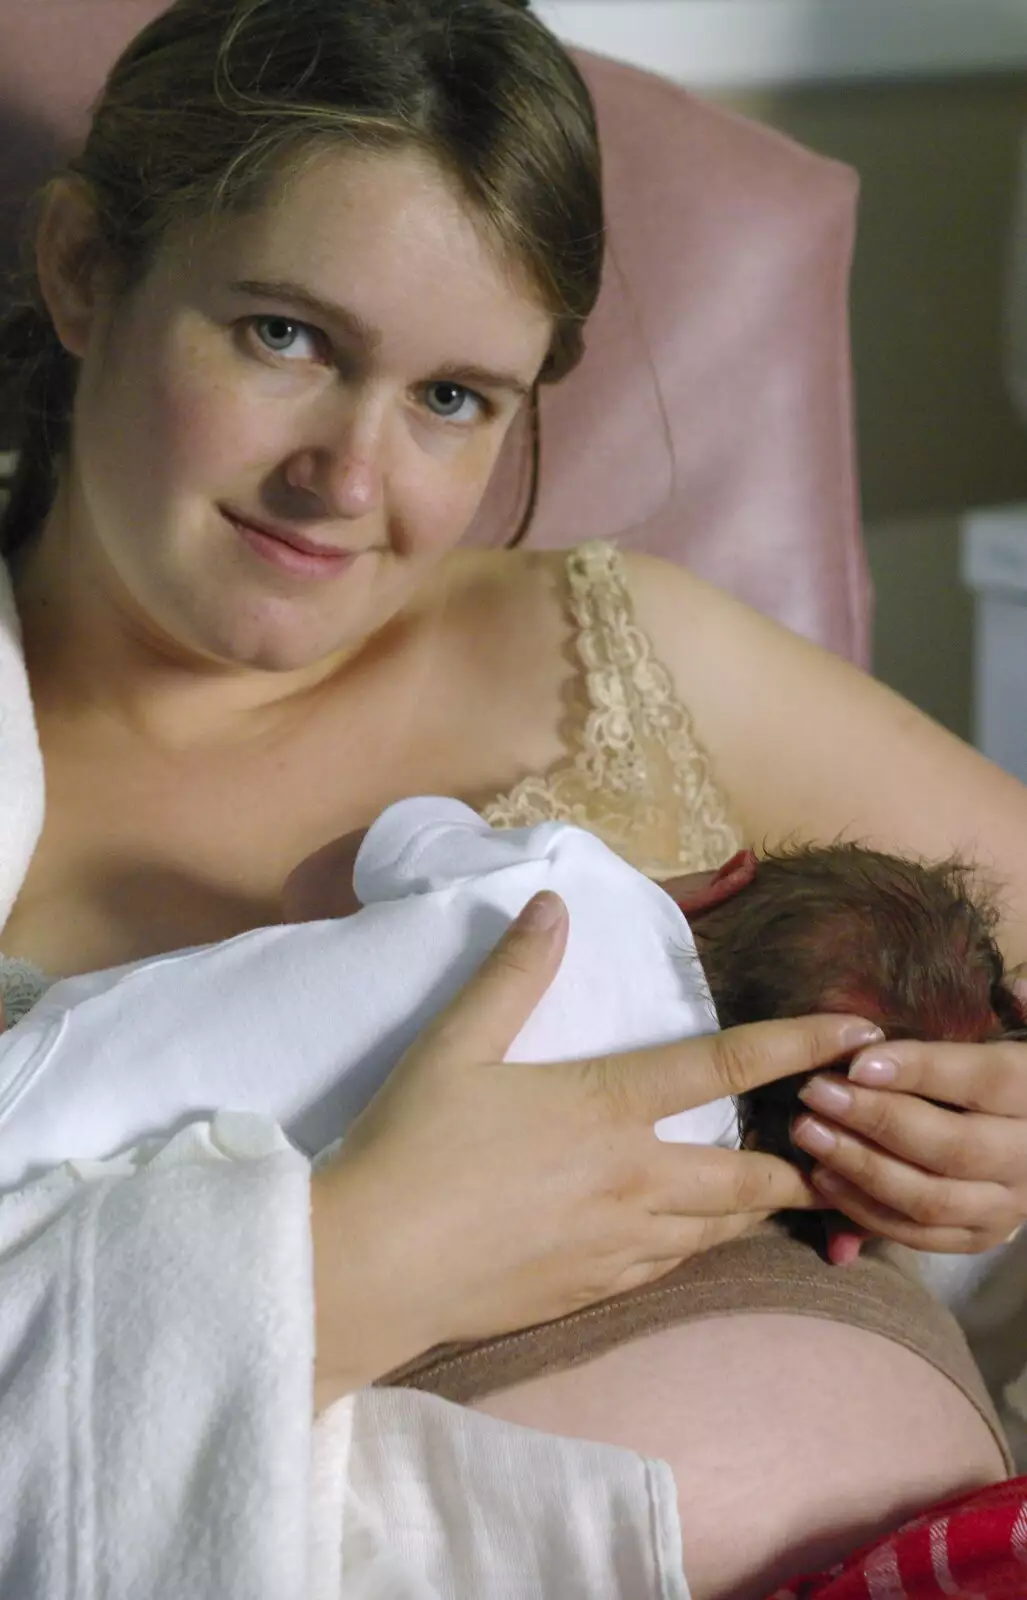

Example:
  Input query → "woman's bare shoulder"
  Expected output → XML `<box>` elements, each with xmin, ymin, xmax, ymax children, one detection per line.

<box><xmin>620</xmin><ymin>551</ymin><xmax>1027</xmax><ymax>957</ymax></box>
<box><xmin>433</xmin><ymin>547</ymin><xmax>572</xmax><ymax>661</ymax></box>
<box><xmin>423</xmin><ymin>547</ymin><xmax>578</xmax><ymax>781</ymax></box>
<box><xmin>437</xmin><ymin>544</ymin><xmax>568</xmax><ymax>606</ymax></box>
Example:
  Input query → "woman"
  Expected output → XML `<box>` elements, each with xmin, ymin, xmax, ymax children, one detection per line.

<box><xmin>0</xmin><ymin>0</ymin><xmax>1025</xmax><ymax>1593</ymax></box>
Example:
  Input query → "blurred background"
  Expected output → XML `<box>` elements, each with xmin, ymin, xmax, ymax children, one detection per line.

<box><xmin>539</xmin><ymin>0</ymin><xmax>1027</xmax><ymax>746</ymax></box>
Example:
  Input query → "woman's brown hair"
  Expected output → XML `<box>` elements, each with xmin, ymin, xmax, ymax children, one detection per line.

<box><xmin>0</xmin><ymin>0</ymin><xmax>604</xmax><ymax>556</ymax></box>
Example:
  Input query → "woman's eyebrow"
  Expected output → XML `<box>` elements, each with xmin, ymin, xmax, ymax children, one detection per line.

<box><xmin>230</xmin><ymin>278</ymin><xmax>381</xmax><ymax>353</ymax></box>
<box><xmin>229</xmin><ymin>277</ymin><xmax>533</xmax><ymax>398</ymax></box>
<box><xmin>430</xmin><ymin>362</ymin><xmax>532</xmax><ymax>400</ymax></box>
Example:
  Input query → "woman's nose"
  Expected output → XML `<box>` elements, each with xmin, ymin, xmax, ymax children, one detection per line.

<box><xmin>284</xmin><ymin>408</ymin><xmax>385</xmax><ymax>521</ymax></box>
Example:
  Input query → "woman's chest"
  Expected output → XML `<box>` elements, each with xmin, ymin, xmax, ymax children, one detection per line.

<box><xmin>3</xmin><ymin>655</ymin><xmax>568</xmax><ymax>977</ymax></box>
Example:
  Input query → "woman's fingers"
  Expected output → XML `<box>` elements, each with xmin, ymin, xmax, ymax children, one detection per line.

<box><xmin>618</xmin><ymin>1014</ymin><xmax>884</xmax><ymax>1125</ymax></box>
<box><xmin>637</xmin><ymin>1206</ymin><xmax>771</xmax><ymax>1271</ymax></box>
<box><xmin>795</xmin><ymin>1076</ymin><xmax>1027</xmax><ymax>1185</ymax></box>
<box><xmin>799</xmin><ymin>1124</ymin><xmax>1016</xmax><ymax>1236</ymax></box>
<box><xmin>648</xmin><ymin>1142</ymin><xmax>819</xmax><ymax>1217</ymax></box>
<box><xmin>420</xmin><ymin>891</ymin><xmax>569</xmax><ymax>1063</ymax></box>
<box><xmin>790</xmin><ymin>1041</ymin><xmax>1027</xmax><ymax>1251</ymax></box>
<box><xmin>807</xmin><ymin>1169</ymin><xmax>990</xmax><ymax>1254</ymax></box>
<box><xmin>846</xmin><ymin>1038</ymin><xmax>1027</xmax><ymax>1117</ymax></box>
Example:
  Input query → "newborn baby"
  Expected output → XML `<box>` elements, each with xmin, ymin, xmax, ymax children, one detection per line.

<box><xmin>685</xmin><ymin>842</ymin><xmax>1027</xmax><ymax>1257</ymax></box>
<box><xmin>0</xmin><ymin>798</ymin><xmax>1020</xmax><ymax>1238</ymax></box>
<box><xmin>290</xmin><ymin>831</ymin><xmax>1027</xmax><ymax>1263</ymax></box>
<box><xmin>0</xmin><ymin>797</ymin><xmax>735</xmax><ymax>1192</ymax></box>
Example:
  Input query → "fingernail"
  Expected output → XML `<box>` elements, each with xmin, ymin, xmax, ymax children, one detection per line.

<box><xmin>793</xmin><ymin>1116</ymin><xmax>838</xmax><ymax>1155</ymax></box>
<box><xmin>798</xmin><ymin>1076</ymin><xmax>854</xmax><ymax>1116</ymax></box>
<box><xmin>517</xmin><ymin>891</ymin><xmax>564</xmax><ymax>933</ymax></box>
<box><xmin>840</xmin><ymin>1023</ymin><xmax>886</xmax><ymax>1051</ymax></box>
<box><xmin>848</xmin><ymin>1055</ymin><xmax>897</xmax><ymax>1087</ymax></box>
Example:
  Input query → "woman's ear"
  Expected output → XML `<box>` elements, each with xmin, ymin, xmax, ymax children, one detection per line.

<box><xmin>34</xmin><ymin>176</ymin><xmax>116</xmax><ymax>359</ymax></box>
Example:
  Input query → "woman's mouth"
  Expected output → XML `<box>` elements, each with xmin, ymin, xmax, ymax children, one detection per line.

<box><xmin>220</xmin><ymin>507</ymin><xmax>358</xmax><ymax>581</ymax></box>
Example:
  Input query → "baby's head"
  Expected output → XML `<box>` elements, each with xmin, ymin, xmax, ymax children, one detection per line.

<box><xmin>687</xmin><ymin>843</ymin><xmax>1027</xmax><ymax>1174</ymax></box>
<box><xmin>282</xmin><ymin>825</ymin><xmax>1027</xmax><ymax>1186</ymax></box>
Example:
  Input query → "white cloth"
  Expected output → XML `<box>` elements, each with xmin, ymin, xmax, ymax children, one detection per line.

<box><xmin>310</xmin><ymin>1387</ymin><xmax>687</xmax><ymax>1600</ymax></box>
<box><xmin>0</xmin><ymin>563</ymin><xmax>43</xmax><ymax>933</ymax></box>
<box><xmin>0</xmin><ymin>795</ymin><xmax>734</xmax><ymax>1192</ymax></box>
<box><xmin>0</xmin><ymin>1112</ymin><xmax>314</xmax><ymax>1600</ymax></box>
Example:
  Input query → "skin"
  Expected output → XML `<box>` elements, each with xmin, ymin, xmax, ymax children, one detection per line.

<box><xmin>5</xmin><ymin>142</ymin><xmax>1022</xmax><ymax>1588</ymax></box>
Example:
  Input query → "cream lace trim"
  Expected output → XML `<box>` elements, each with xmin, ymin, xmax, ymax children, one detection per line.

<box><xmin>482</xmin><ymin>542</ymin><xmax>743</xmax><ymax>879</ymax></box>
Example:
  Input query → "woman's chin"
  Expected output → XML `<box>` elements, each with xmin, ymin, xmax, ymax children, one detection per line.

<box><xmin>144</xmin><ymin>597</ymin><xmax>351</xmax><ymax>678</ymax></box>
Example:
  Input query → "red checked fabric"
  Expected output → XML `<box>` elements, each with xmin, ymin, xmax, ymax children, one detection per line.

<box><xmin>770</xmin><ymin>1477</ymin><xmax>1027</xmax><ymax>1600</ymax></box>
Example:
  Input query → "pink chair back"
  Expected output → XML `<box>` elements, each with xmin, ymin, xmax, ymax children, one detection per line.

<box><xmin>467</xmin><ymin>53</ymin><xmax>869</xmax><ymax>662</ymax></box>
<box><xmin>0</xmin><ymin>4</ymin><xmax>869</xmax><ymax>660</ymax></box>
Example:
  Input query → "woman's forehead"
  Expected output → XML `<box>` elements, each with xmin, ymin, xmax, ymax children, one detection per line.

<box><xmin>164</xmin><ymin>146</ymin><xmax>553</xmax><ymax>374</ymax></box>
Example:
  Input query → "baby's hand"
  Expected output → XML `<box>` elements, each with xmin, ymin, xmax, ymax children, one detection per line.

<box><xmin>281</xmin><ymin>828</ymin><xmax>369</xmax><ymax>923</ymax></box>
<box><xmin>825</xmin><ymin>1223</ymin><xmax>869</xmax><ymax>1265</ymax></box>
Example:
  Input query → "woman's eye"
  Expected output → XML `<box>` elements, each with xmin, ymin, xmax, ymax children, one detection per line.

<box><xmin>423</xmin><ymin>382</ymin><xmax>485</xmax><ymax>424</ymax></box>
<box><xmin>251</xmin><ymin>316</ymin><xmax>321</xmax><ymax>360</ymax></box>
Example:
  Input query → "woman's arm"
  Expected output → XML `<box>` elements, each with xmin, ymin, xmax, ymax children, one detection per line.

<box><xmin>0</xmin><ymin>890</ymin><xmax>874</xmax><ymax>1594</ymax></box>
<box><xmin>626</xmin><ymin>553</ymin><xmax>1027</xmax><ymax>963</ymax></box>
<box><xmin>310</xmin><ymin>893</ymin><xmax>878</xmax><ymax>1406</ymax></box>
<box><xmin>628</xmin><ymin>553</ymin><xmax>1027</xmax><ymax>1249</ymax></box>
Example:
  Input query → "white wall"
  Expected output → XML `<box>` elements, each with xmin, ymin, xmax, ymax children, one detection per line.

<box><xmin>533</xmin><ymin>1</ymin><xmax>1027</xmax><ymax>89</ymax></box>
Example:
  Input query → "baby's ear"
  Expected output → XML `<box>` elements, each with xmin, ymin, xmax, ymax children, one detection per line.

<box><xmin>667</xmin><ymin>850</ymin><xmax>759</xmax><ymax>919</ymax></box>
<box><xmin>281</xmin><ymin>829</ymin><xmax>369</xmax><ymax>923</ymax></box>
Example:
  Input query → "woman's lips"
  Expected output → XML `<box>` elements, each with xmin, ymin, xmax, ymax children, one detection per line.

<box><xmin>221</xmin><ymin>508</ymin><xmax>358</xmax><ymax>580</ymax></box>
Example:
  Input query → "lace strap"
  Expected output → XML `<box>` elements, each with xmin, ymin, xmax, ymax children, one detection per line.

<box><xmin>483</xmin><ymin>542</ymin><xmax>742</xmax><ymax>877</ymax></box>
<box><xmin>563</xmin><ymin>541</ymin><xmax>683</xmax><ymax>788</ymax></box>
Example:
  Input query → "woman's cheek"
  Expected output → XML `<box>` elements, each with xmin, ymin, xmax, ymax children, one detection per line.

<box><xmin>375</xmin><ymin>427</ymin><xmax>477</xmax><ymax>557</ymax></box>
<box><xmin>152</xmin><ymin>357</ymin><xmax>266</xmax><ymax>490</ymax></box>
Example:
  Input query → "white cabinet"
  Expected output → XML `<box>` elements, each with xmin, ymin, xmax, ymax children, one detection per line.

<box><xmin>533</xmin><ymin>1</ymin><xmax>1027</xmax><ymax>89</ymax></box>
<box><xmin>962</xmin><ymin>506</ymin><xmax>1027</xmax><ymax>783</ymax></box>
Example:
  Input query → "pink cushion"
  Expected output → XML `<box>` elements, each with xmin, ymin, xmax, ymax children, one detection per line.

<box><xmin>467</xmin><ymin>53</ymin><xmax>869</xmax><ymax>663</ymax></box>
<box><xmin>0</xmin><ymin>8</ymin><xmax>868</xmax><ymax>661</ymax></box>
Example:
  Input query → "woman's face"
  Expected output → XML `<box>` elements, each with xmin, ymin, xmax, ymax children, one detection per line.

<box><xmin>55</xmin><ymin>147</ymin><xmax>553</xmax><ymax>673</ymax></box>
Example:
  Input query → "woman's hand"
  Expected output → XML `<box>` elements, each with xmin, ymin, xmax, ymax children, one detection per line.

<box><xmin>791</xmin><ymin>1039</ymin><xmax>1027</xmax><ymax>1253</ymax></box>
<box><xmin>311</xmin><ymin>891</ymin><xmax>882</xmax><ymax>1406</ymax></box>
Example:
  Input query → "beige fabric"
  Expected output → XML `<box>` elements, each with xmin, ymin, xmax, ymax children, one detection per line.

<box><xmin>384</xmin><ymin>1224</ymin><xmax>1013</xmax><ymax>1477</ymax></box>
<box><xmin>482</xmin><ymin>543</ymin><xmax>743</xmax><ymax>879</ymax></box>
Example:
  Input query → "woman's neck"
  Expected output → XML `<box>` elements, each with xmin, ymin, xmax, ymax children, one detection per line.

<box><xmin>12</xmin><ymin>514</ymin><xmax>389</xmax><ymax>752</ymax></box>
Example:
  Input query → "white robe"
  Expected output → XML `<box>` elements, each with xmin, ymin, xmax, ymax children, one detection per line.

<box><xmin>0</xmin><ymin>569</ymin><xmax>694</xmax><ymax>1596</ymax></box>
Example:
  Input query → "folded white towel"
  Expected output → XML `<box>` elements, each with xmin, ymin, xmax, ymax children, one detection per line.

<box><xmin>0</xmin><ymin>796</ymin><xmax>735</xmax><ymax>1192</ymax></box>
<box><xmin>0</xmin><ymin>1112</ymin><xmax>314</xmax><ymax>1599</ymax></box>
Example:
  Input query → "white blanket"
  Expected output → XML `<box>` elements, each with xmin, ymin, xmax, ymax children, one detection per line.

<box><xmin>0</xmin><ymin>795</ymin><xmax>732</xmax><ymax>1191</ymax></box>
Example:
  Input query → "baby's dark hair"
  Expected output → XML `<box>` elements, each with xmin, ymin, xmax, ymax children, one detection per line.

<box><xmin>690</xmin><ymin>843</ymin><xmax>1026</xmax><ymax>1248</ymax></box>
